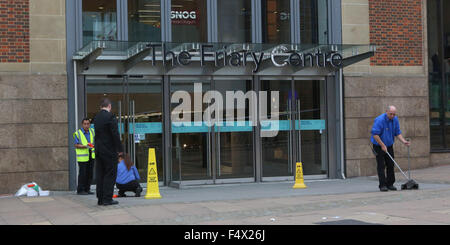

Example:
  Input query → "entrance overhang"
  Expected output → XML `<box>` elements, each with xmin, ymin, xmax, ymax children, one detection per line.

<box><xmin>73</xmin><ymin>41</ymin><xmax>376</xmax><ymax>76</ymax></box>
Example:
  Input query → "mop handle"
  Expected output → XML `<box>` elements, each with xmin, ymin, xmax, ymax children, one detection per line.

<box><xmin>385</xmin><ymin>151</ymin><xmax>409</xmax><ymax>180</ymax></box>
<box><xmin>406</xmin><ymin>138</ymin><xmax>411</xmax><ymax>180</ymax></box>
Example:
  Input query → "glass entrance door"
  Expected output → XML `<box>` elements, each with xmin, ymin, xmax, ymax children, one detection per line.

<box><xmin>170</xmin><ymin>77</ymin><xmax>213</xmax><ymax>183</ymax></box>
<box><xmin>260</xmin><ymin>78</ymin><xmax>327</xmax><ymax>180</ymax></box>
<box><xmin>293</xmin><ymin>79</ymin><xmax>328</xmax><ymax>176</ymax></box>
<box><xmin>86</xmin><ymin>76</ymin><xmax>164</xmax><ymax>184</ymax></box>
<box><xmin>213</xmin><ymin>77</ymin><xmax>255</xmax><ymax>182</ymax></box>
<box><xmin>169</xmin><ymin>76</ymin><xmax>256</xmax><ymax>185</ymax></box>
<box><xmin>127</xmin><ymin>77</ymin><xmax>164</xmax><ymax>183</ymax></box>
<box><xmin>261</xmin><ymin>78</ymin><xmax>295</xmax><ymax>179</ymax></box>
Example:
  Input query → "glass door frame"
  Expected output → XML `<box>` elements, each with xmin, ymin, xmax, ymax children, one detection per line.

<box><xmin>81</xmin><ymin>74</ymin><xmax>332</xmax><ymax>188</ymax></box>
<box><xmin>258</xmin><ymin>75</ymin><xmax>328</xmax><ymax>182</ymax></box>
<box><xmin>83</xmin><ymin>75</ymin><xmax>166</xmax><ymax>186</ymax></box>
<box><xmin>167</xmin><ymin>75</ymin><xmax>257</xmax><ymax>186</ymax></box>
<box><xmin>212</xmin><ymin>76</ymin><xmax>256</xmax><ymax>184</ymax></box>
<box><xmin>293</xmin><ymin>76</ymin><xmax>328</xmax><ymax>179</ymax></box>
<box><xmin>126</xmin><ymin>75</ymin><xmax>165</xmax><ymax>185</ymax></box>
<box><xmin>168</xmin><ymin>75</ymin><xmax>215</xmax><ymax>186</ymax></box>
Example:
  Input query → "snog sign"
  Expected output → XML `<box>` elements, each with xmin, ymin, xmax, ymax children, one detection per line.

<box><xmin>146</xmin><ymin>43</ymin><xmax>343</xmax><ymax>73</ymax></box>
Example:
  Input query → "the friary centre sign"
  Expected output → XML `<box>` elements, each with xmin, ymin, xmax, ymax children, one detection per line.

<box><xmin>144</xmin><ymin>43</ymin><xmax>344</xmax><ymax>73</ymax></box>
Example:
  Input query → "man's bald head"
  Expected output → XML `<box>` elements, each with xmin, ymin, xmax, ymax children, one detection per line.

<box><xmin>386</xmin><ymin>105</ymin><xmax>397</xmax><ymax>120</ymax></box>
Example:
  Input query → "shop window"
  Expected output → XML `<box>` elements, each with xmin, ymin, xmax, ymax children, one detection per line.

<box><xmin>171</xmin><ymin>0</ymin><xmax>207</xmax><ymax>43</ymax></box>
<box><xmin>262</xmin><ymin>0</ymin><xmax>291</xmax><ymax>44</ymax></box>
<box><xmin>300</xmin><ymin>0</ymin><xmax>328</xmax><ymax>44</ymax></box>
<box><xmin>128</xmin><ymin>0</ymin><xmax>162</xmax><ymax>42</ymax></box>
<box><xmin>217</xmin><ymin>0</ymin><xmax>252</xmax><ymax>43</ymax></box>
<box><xmin>82</xmin><ymin>0</ymin><xmax>117</xmax><ymax>46</ymax></box>
<box><xmin>427</xmin><ymin>0</ymin><xmax>450</xmax><ymax>150</ymax></box>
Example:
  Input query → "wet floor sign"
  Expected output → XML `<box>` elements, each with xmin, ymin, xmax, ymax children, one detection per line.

<box><xmin>293</xmin><ymin>162</ymin><xmax>307</xmax><ymax>189</ymax></box>
<box><xmin>145</xmin><ymin>148</ymin><xmax>162</xmax><ymax>199</ymax></box>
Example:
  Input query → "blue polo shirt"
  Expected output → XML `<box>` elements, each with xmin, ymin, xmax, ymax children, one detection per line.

<box><xmin>370</xmin><ymin>113</ymin><xmax>401</xmax><ymax>147</ymax></box>
<box><xmin>116</xmin><ymin>160</ymin><xmax>141</xmax><ymax>185</ymax></box>
<box><xmin>74</xmin><ymin>128</ymin><xmax>92</xmax><ymax>144</ymax></box>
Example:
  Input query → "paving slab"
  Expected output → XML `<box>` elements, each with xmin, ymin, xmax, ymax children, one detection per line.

<box><xmin>1</xmin><ymin>165</ymin><xmax>450</xmax><ymax>225</ymax></box>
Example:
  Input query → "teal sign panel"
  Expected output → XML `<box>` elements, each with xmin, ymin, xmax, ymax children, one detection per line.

<box><xmin>95</xmin><ymin>120</ymin><xmax>326</xmax><ymax>135</ymax></box>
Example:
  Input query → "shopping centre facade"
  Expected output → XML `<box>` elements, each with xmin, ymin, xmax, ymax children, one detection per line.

<box><xmin>0</xmin><ymin>0</ymin><xmax>447</xmax><ymax>193</ymax></box>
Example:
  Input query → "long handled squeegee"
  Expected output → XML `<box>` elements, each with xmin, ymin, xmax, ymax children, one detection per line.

<box><xmin>385</xmin><ymin>150</ymin><xmax>419</xmax><ymax>190</ymax></box>
<box><xmin>370</xmin><ymin>140</ymin><xmax>419</xmax><ymax>190</ymax></box>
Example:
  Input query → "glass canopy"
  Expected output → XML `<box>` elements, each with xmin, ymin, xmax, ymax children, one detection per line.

<box><xmin>73</xmin><ymin>40</ymin><xmax>376</xmax><ymax>70</ymax></box>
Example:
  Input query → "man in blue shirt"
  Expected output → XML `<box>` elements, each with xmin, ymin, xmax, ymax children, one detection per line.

<box><xmin>371</xmin><ymin>106</ymin><xmax>410</xmax><ymax>192</ymax></box>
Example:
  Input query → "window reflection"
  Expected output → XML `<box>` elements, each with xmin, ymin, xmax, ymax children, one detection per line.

<box><xmin>128</xmin><ymin>0</ymin><xmax>162</xmax><ymax>42</ymax></box>
<box><xmin>217</xmin><ymin>0</ymin><xmax>252</xmax><ymax>43</ymax></box>
<box><xmin>171</xmin><ymin>0</ymin><xmax>207</xmax><ymax>43</ymax></box>
<box><xmin>82</xmin><ymin>0</ymin><xmax>117</xmax><ymax>46</ymax></box>
<box><xmin>427</xmin><ymin>0</ymin><xmax>450</xmax><ymax>149</ymax></box>
<box><xmin>300</xmin><ymin>0</ymin><xmax>328</xmax><ymax>44</ymax></box>
<box><xmin>262</xmin><ymin>0</ymin><xmax>291</xmax><ymax>44</ymax></box>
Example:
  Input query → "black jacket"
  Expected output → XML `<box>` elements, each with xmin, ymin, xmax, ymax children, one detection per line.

<box><xmin>93</xmin><ymin>109</ymin><xmax>123</xmax><ymax>157</ymax></box>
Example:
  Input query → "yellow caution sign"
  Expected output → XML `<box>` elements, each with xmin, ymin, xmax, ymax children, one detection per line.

<box><xmin>145</xmin><ymin>148</ymin><xmax>162</xmax><ymax>199</ymax></box>
<box><xmin>293</xmin><ymin>162</ymin><xmax>307</xmax><ymax>189</ymax></box>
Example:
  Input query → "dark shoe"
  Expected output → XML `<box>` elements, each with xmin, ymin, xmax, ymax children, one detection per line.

<box><xmin>86</xmin><ymin>191</ymin><xmax>94</xmax><ymax>195</ymax></box>
<box><xmin>77</xmin><ymin>191</ymin><xmax>88</xmax><ymax>195</ymax></box>
<box><xmin>135</xmin><ymin>187</ymin><xmax>143</xmax><ymax>197</ymax></box>
<box><xmin>103</xmin><ymin>200</ymin><xmax>119</xmax><ymax>206</ymax></box>
<box><xmin>379</xmin><ymin>186</ymin><xmax>388</xmax><ymax>192</ymax></box>
<box><xmin>387</xmin><ymin>185</ymin><xmax>397</xmax><ymax>191</ymax></box>
<box><xmin>97</xmin><ymin>200</ymin><xmax>104</xmax><ymax>205</ymax></box>
<box><xmin>118</xmin><ymin>192</ymin><xmax>127</xmax><ymax>198</ymax></box>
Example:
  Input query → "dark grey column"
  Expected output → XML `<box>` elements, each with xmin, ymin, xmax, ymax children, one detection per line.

<box><xmin>163</xmin><ymin>75</ymin><xmax>171</xmax><ymax>186</ymax></box>
<box><xmin>162</xmin><ymin>0</ymin><xmax>172</xmax><ymax>42</ymax></box>
<box><xmin>326</xmin><ymin>75</ymin><xmax>338</xmax><ymax>179</ymax></box>
<box><xmin>328</xmin><ymin>0</ymin><xmax>342</xmax><ymax>45</ymax></box>
<box><xmin>291</xmin><ymin>0</ymin><xmax>300</xmax><ymax>43</ymax></box>
<box><xmin>66</xmin><ymin>0</ymin><xmax>83</xmax><ymax>191</ymax></box>
<box><xmin>208</xmin><ymin>0</ymin><xmax>218</xmax><ymax>42</ymax></box>
<box><xmin>328</xmin><ymin>0</ymin><xmax>344</xmax><ymax>179</ymax></box>
<box><xmin>253</xmin><ymin>76</ymin><xmax>262</xmax><ymax>182</ymax></box>
<box><xmin>252</xmin><ymin>0</ymin><xmax>262</xmax><ymax>43</ymax></box>
<box><xmin>117</xmin><ymin>0</ymin><xmax>128</xmax><ymax>41</ymax></box>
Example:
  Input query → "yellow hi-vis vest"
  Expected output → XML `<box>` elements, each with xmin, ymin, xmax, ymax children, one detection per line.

<box><xmin>73</xmin><ymin>128</ymin><xmax>95</xmax><ymax>162</ymax></box>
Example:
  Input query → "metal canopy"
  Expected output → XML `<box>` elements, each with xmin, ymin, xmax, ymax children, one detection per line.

<box><xmin>73</xmin><ymin>41</ymin><xmax>375</xmax><ymax>76</ymax></box>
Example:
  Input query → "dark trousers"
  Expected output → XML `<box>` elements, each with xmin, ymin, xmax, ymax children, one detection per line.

<box><xmin>77</xmin><ymin>158</ymin><xmax>94</xmax><ymax>193</ymax></box>
<box><xmin>116</xmin><ymin>180</ymin><xmax>142</xmax><ymax>195</ymax></box>
<box><xmin>96</xmin><ymin>153</ymin><xmax>118</xmax><ymax>203</ymax></box>
<box><xmin>373</xmin><ymin>144</ymin><xmax>396</xmax><ymax>188</ymax></box>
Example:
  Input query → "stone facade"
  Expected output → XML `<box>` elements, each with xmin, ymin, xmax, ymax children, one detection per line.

<box><xmin>0</xmin><ymin>0</ymin><xmax>67</xmax><ymax>194</ymax></box>
<box><xmin>342</xmin><ymin>0</ymin><xmax>434</xmax><ymax>177</ymax></box>
<box><xmin>0</xmin><ymin>0</ymin><xmax>443</xmax><ymax>194</ymax></box>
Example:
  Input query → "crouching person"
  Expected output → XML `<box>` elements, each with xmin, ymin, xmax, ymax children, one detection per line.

<box><xmin>116</xmin><ymin>152</ymin><xmax>143</xmax><ymax>197</ymax></box>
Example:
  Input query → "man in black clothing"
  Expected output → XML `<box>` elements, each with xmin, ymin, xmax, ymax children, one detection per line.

<box><xmin>93</xmin><ymin>98</ymin><xmax>123</xmax><ymax>206</ymax></box>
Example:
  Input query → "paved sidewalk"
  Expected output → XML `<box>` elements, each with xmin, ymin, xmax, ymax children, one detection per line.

<box><xmin>0</xmin><ymin>164</ymin><xmax>449</xmax><ymax>225</ymax></box>
<box><xmin>393</xmin><ymin>164</ymin><xmax>450</xmax><ymax>184</ymax></box>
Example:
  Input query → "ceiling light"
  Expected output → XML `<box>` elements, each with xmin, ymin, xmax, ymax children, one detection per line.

<box><xmin>138</xmin><ymin>10</ymin><xmax>161</xmax><ymax>13</ymax></box>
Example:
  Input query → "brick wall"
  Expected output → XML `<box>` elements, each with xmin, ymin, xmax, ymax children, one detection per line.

<box><xmin>0</xmin><ymin>0</ymin><xmax>29</xmax><ymax>63</ymax></box>
<box><xmin>342</xmin><ymin>1</ymin><xmax>430</xmax><ymax>178</ymax></box>
<box><xmin>369</xmin><ymin>0</ymin><xmax>423</xmax><ymax>66</ymax></box>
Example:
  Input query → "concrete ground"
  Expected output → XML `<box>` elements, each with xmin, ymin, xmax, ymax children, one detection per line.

<box><xmin>1</xmin><ymin>165</ymin><xmax>450</xmax><ymax>225</ymax></box>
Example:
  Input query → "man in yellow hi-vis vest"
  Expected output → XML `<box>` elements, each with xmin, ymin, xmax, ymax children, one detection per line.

<box><xmin>73</xmin><ymin>118</ymin><xmax>95</xmax><ymax>195</ymax></box>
